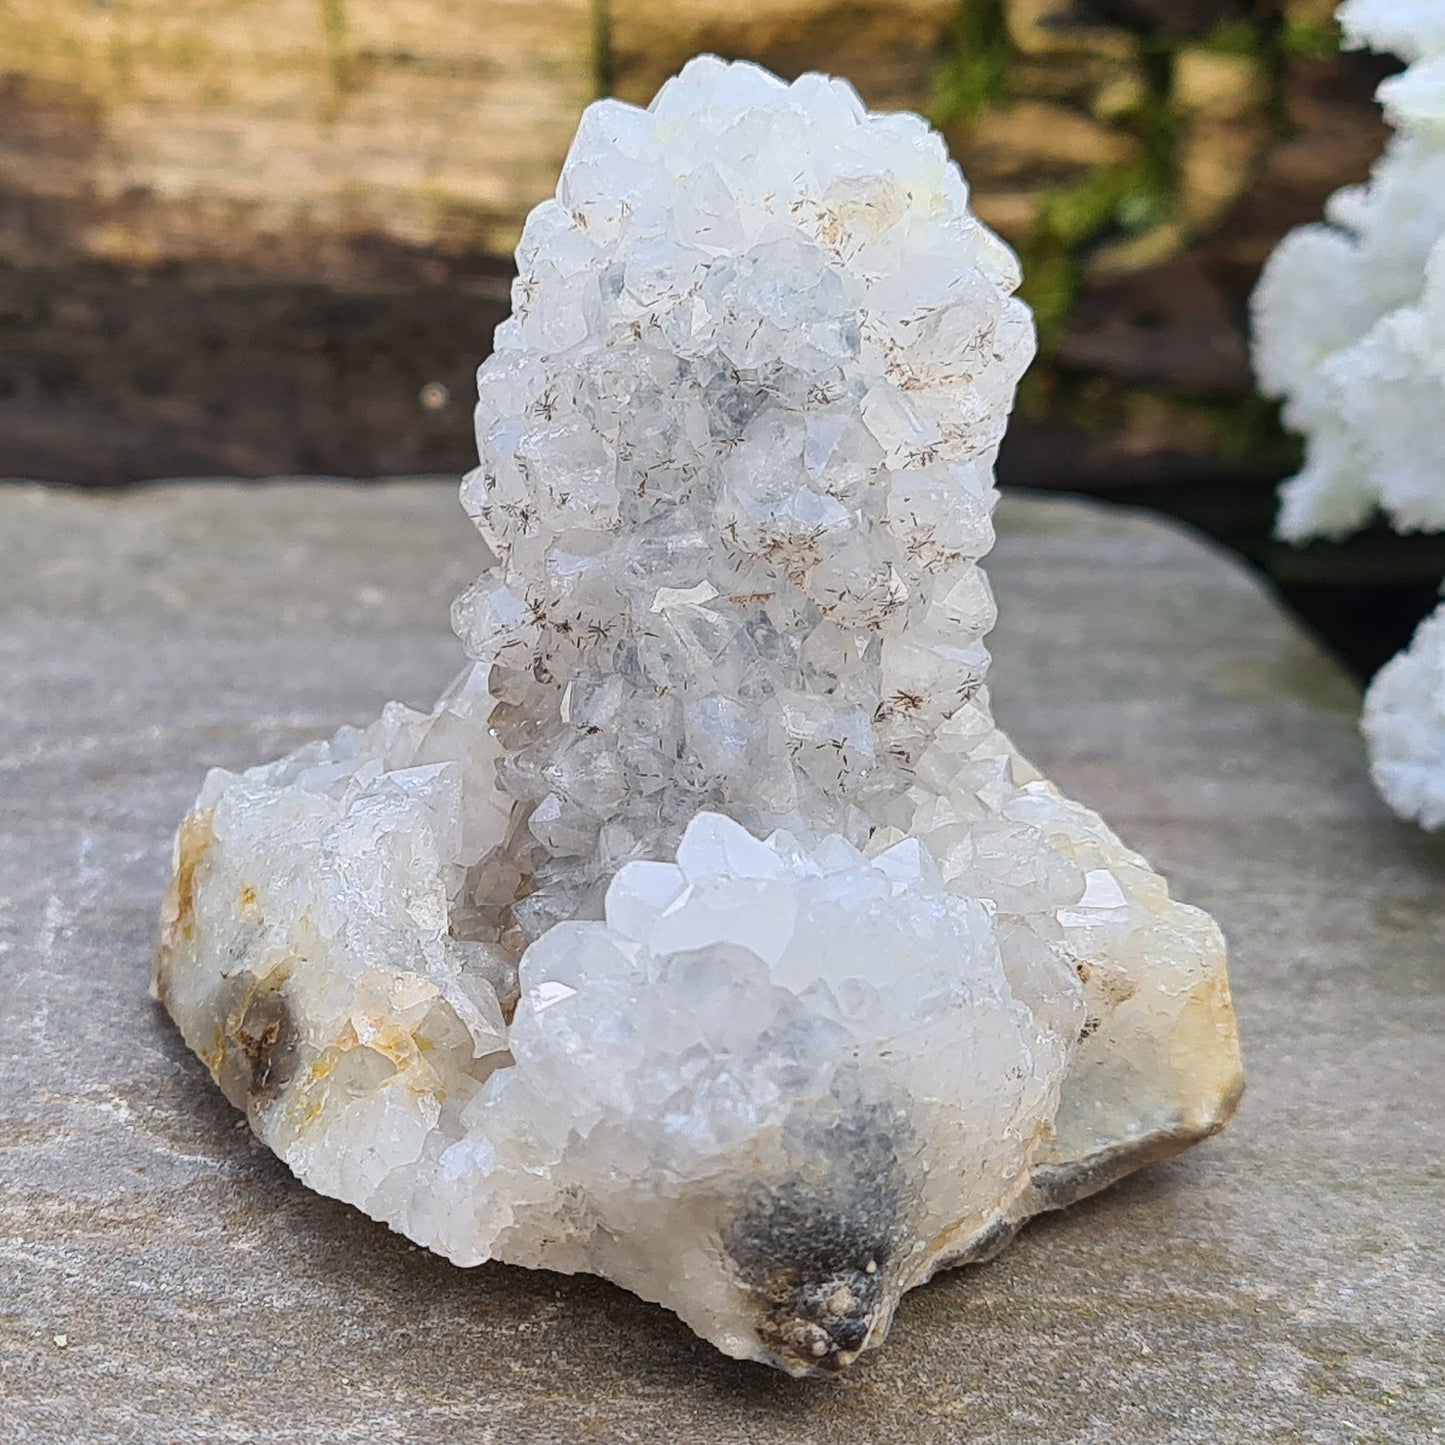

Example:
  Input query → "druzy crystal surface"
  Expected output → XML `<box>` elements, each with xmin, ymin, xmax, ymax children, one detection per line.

<box><xmin>156</xmin><ymin>58</ymin><xmax>1243</xmax><ymax>1375</ymax></box>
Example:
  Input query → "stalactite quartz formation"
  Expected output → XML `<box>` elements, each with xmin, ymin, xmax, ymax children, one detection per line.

<box><xmin>156</xmin><ymin>57</ymin><xmax>1242</xmax><ymax>1375</ymax></box>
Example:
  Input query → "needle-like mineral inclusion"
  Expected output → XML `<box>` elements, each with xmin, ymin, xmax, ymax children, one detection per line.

<box><xmin>155</xmin><ymin>57</ymin><xmax>1243</xmax><ymax>1376</ymax></box>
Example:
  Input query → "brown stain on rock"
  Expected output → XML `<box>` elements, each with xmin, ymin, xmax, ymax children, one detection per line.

<box><xmin>151</xmin><ymin>806</ymin><xmax>216</xmax><ymax>1006</ymax></box>
<box><xmin>232</xmin><ymin>987</ymin><xmax>300</xmax><ymax>1106</ymax></box>
<box><xmin>209</xmin><ymin>974</ymin><xmax>301</xmax><ymax>1113</ymax></box>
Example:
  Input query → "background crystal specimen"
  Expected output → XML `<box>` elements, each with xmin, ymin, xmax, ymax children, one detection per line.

<box><xmin>1251</xmin><ymin>3</ymin><xmax>1445</xmax><ymax>829</ymax></box>
<box><xmin>1363</xmin><ymin>603</ymin><xmax>1445</xmax><ymax>828</ymax></box>
<box><xmin>155</xmin><ymin>57</ymin><xmax>1243</xmax><ymax>1375</ymax></box>
<box><xmin>1252</xmin><ymin>2</ymin><xmax>1445</xmax><ymax>543</ymax></box>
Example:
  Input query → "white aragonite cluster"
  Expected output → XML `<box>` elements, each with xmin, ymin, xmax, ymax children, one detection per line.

<box><xmin>156</xmin><ymin>58</ymin><xmax>1242</xmax><ymax>1376</ymax></box>
<box><xmin>1363</xmin><ymin>605</ymin><xmax>1445</xmax><ymax>827</ymax></box>
<box><xmin>1251</xmin><ymin>2</ymin><xmax>1445</xmax><ymax>831</ymax></box>
<box><xmin>1252</xmin><ymin>1</ymin><xmax>1445</xmax><ymax>541</ymax></box>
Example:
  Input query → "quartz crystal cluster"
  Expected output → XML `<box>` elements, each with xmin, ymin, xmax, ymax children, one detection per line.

<box><xmin>1251</xmin><ymin>1</ymin><xmax>1445</xmax><ymax>829</ymax></box>
<box><xmin>156</xmin><ymin>57</ymin><xmax>1243</xmax><ymax>1375</ymax></box>
<box><xmin>456</xmin><ymin>59</ymin><xmax>1032</xmax><ymax>941</ymax></box>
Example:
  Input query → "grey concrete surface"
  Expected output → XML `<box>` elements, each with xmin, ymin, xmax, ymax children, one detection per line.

<box><xmin>0</xmin><ymin>480</ymin><xmax>1441</xmax><ymax>1444</ymax></box>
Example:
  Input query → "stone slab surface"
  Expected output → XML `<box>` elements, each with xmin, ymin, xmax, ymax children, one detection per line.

<box><xmin>0</xmin><ymin>480</ymin><xmax>1441</xmax><ymax>1444</ymax></box>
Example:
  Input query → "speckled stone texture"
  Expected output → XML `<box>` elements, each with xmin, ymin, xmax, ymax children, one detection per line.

<box><xmin>1</xmin><ymin>480</ymin><xmax>1441</xmax><ymax>1442</ymax></box>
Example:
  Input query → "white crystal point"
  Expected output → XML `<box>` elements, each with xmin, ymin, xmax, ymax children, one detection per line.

<box><xmin>156</xmin><ymin>58</ymin><xmax>1241</xmax><ymax>1376</ymax></box>
<box><xmin>1363</xmin><ymin>601</ymin><xmax>1445</xmax><ymax>828</ymax></box>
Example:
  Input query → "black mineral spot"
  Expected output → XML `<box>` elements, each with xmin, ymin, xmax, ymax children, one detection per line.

<box><xmin>723</xmin><ymin>1091</ymin><xmax>910</xmax><ymax>1374</ymax></box>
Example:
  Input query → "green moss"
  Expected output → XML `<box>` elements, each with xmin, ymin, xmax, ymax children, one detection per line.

<box><xmin>1214</xmin><ymin>393</ymin><xmax>1297</xmax><ymax>465</ymax></box>
<box><xmin>1021</xmin><ymin>170</ymin><xmax>1131</xmax><ymax>350</ymax></box>
<box><xmin>1016</xmin><ymin>242</ymin><xmax>1078</xmax><ymax>354</ymax></box>
<box><xmin>1020</xmin><ymin>145</ymin><xmax>1176</xmax><ymax>354</ymax></box>
<box><xmin>1134</xmin><ymin>40</ymin><xmax>1181</xmax><ymax>179</ymax></box>
<box><xmin>929</xmin><ymin>0</ymin><xmax>1011</xmax><ymax>129</ymax></box>
<box><xmin>1278</xmin><ymin>17</ymin><xmax>1340</xmax><ymax>60</ymax></box>
<box><xmin>1000</xmin><ymin>16</ymin><xmax>1182</xmax><ymax>355</ymax></box>
<box><xmin>927</xmin><ymin>0</ymin><xmax>1338</xmax><ymax>419</ymax></box>
<box><xmin>1200</xmin><ymin>19</ymin><xmax>1269</xmax><ymax>57</ymax></box>
<box><xmin>1055</xmin><ymin>163</ymin><xmax>1170</xmax><ymax>245</ymax></box>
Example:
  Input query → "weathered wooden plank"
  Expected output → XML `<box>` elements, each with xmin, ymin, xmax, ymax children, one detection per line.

<box><xmin>607</xmin><ymin>0</ymin><xmax>957</xmax><ymax>110</ymax></box>
<box><xmin>0</xmin><ymin>0</ymin><xmax>595</xmax><ymax>267</ymax></box>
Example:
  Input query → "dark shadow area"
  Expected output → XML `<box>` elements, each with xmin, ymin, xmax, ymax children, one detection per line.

<box><xmin>998</xmin><ymin>429</ymin><xmax>1445</xmax><ymax>683</ymax></box>
<box><xmin>0</xmin><ymin>252</ymin><xmax>513</xmax><ymax>482</ymax></box>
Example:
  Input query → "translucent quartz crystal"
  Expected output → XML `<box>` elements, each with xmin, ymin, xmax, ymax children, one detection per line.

<box><xmin>156</xmin><ymin>58</ymin><xmax>1242</xmax><ymax>1375</ymax></box>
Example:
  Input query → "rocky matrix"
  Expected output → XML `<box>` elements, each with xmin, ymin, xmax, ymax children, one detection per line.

<box><xmin>155</xmin><ymin>58</ymin><xmax>1243</xmax><ymax>1376</ymax></box>
<box><xmin>1251</xmin><ymin>1</ymin><xmax>1445</xmax><ymax>829</ymax></box>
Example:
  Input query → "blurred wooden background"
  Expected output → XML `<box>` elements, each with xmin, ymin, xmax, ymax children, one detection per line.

<box><xmin>2</xmin><ymin>0</ymin><xmax>1442</xmax><ymax>671</ymax></box>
